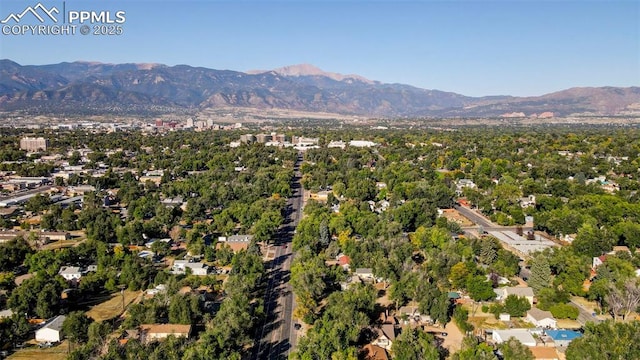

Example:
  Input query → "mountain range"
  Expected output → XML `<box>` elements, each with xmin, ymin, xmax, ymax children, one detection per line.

<box><xmin>1</xmin><ymin>59</ymin><xmax>638</xmax><ymax>118</ymax></box>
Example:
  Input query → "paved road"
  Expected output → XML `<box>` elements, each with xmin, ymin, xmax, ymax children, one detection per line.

<box><xmin>252</xmin><ymin>154</ymin><xmax>303</xmax><ymax>360</ymax></box>
<box><xmin>570</xmin><ymin>299</ymin><xmax>602</xmax><ymax>325</ymax></box>
<box><xmin>454</xmin><ymin>205</ymin><xmax>497</xmax><ymax>230</ymax></box>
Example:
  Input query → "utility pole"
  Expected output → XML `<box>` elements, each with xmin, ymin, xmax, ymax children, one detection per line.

<box><xmin>118</xmin><ymin>285</ymin><xmax>126</xmax><ymax>312</ymax></box>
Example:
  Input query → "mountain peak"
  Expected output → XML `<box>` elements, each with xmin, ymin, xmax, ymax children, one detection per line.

<box><xmin>248</xmin><ymin>63</ymin><xmax>374</xmax><ymax>84</ymax></box>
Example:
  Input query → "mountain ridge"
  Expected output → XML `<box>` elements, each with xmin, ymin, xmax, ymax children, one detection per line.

<box><xmin>0</xmin><ymin>59</ymin><xmax>638</xmax><ymax>118</ymax></box>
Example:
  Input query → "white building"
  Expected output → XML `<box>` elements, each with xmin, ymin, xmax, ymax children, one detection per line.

<box><xmin>455</xmin><ymin>179</ymin><xmax>477</xmax><ymax>195</ymax></box>
<box><xmin>58</xmin><ymin>266</ymin><xmax>82</xmax><ymax>282</ymax></box>
<box><xmin>35</xmin><ymin>315</ymin><xmax>66</xmax><ymax>343</ymax></box>
<box><xmin>494</xmin><ymin>287</ymin><xmax>535</xmax><ymax>306</ymax></box>
<box><xmin>172</xmin><ymin>260</ymin><xmax>209</xmax><ymax>276</ymax></box>
<box><xmin>327</xmin><ymin>140</ymin><xmax>346</xmax><ymax>149</ymax></box>
<box><xmin>492</xmin><ymin>329</ymin><xmax>536</xmax><ymax>347</ymax></box>
<box><xmin>526</xmin><ymin>308</ymin><xmax>557</xmax><ymax>329</ymax></box>
<box><xmin>355</xmin><ymin>268</ymin><xmax>374</xmax><ymax>281</ymax></box>
<box><xmin>349</xmin><ymin>140</ymin><xmax>377</xmax><ymax>148</ymax></box>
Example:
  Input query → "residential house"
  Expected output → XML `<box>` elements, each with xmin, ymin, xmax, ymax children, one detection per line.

<box><xmin>397</xmin><ymin>305</ymin><xmax>432</xmax><ymax>324</ymax></box>
<box><xmin>172</xmin><ymin>260</ymin><xmax>209</xmax><ymax>276</ymax></box>
<box><xmin>216</xmin><ymin>235</ymin><xmax>253</xmax><ymax>252</ymax></box>
<box><xmin>377</xmin><ymin>311</ymin><xmax>397</xmax><ymax>325</ymax></box>
<box><xmin>138</xmin><ymin>324</ymin><xmax>192</xmax><ymax>344</ymax></box>
<box><xmin>456</xmin><ymin>179</ymin><xmax>476</xmax><ymax>192</ymax></box>
<box><xmin>592</xmin><ymin>255</ymin><xmax>607</xmax><ymax>269</ymax></box>
<box><xmin>309</xmin><ymin>190</ymin><xmax>331</xmax><ymax>202</ymax></box>
<box><xmin>355</xmin><ymin>268</ymin><xmax>374</xmax><ymax>281</ymax></box>
<box><xmin>610</xmin><ymin>246</ymin><xmax>631</xmax><ymax>255</ymax></box>
<box><xmin>526</xmin><ymin>308</ymin><xmax>557</xmax><ymax>328</ymax></box>
<box><xmin>35</xmin><ymin>315</ymin><xmax>66</xmax><ymax>343</ymax></box>
<box><xmin>361</xmin><ymin>344</ymin><xmax>389</xmax><ymax>360</ymax></box>
<box><xmin>59</xmin><ymin>266</ymin><xmax>83</xmax><ymax>282</ymax></box>
<box><xmin>492</xmin><ymin>329</ymin><xmax>537</xmax><ymax>347</ymax></box>
<box><xmin>336</xmin><ymin>254</ymin><xmax>351</xmax><ymax>270</ymax></box>
<box><xmin>519</xmin><ymin>195</ymin><xmax>536</xmax><ymax>209</ymax></box>
<box><xmin>0</xmin><ymin>309</ymin><xmax>14</xmax><ymax>319</ymax></box>
<box><xmin>339</xmin><ymin>275</ymin><xmax>362</xmax><ymax>291</ymax></box>
<box><xmin>371</xmin><ymin>324</ymin><xmax>396</xmax><ymax>350</ymax></box>
<box><xmin>39</xmin><ymin>231</ymin><xmax>70</xmax><ymax>242</ymax></box>
<box><xmin>545</xmin><ymin>329</ymin><xmax>582</xmax><ymax>347</ymax></box>
<box><xmin>494</xmin><ymin>287</ymin><xmax>535</xmax><ymax>306</ymax></box>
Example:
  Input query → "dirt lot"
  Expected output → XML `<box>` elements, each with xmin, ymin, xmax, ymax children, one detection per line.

<box><xmin>85</xmin><ymin>290</ymin><xmax>142</xmax><ymax>322</ymax></box>
<box><xmin>441</xmin><ymin>209</ymin><xmax>474</xmax><ymax>227</ymax></box>
<box><xmin>422</xmin><ymin>320</ymin><xmax>465</xmax><ymax>354</ymax></box>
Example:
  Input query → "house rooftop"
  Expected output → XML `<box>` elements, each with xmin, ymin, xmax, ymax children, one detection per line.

<box><xmin>545</xmin><ymin>329</ymin><xmax>582</xmax><ymax>341</ymax></box>
<box><xmin>527</xmin><ymin>307</ymin><xmax>554</xmax><ymax>321</ymax></box>
<box><xmin>494</xmin><ymin>329</ymin><xmax>536</xmax><ymax>346</ymax></box>
<box><xmin>355</xmin><ymin>268</ymin><xmax>373</xmax><ymax>274</ymax></box>
<box><xmin>505</xmin><ymin>286</ymin><xmax>534</xmax><ymax>297</ymax></box>
<box><xmin>42</xmin><ymin>315</ymin><xmax>66</xmax><ymax>332</ymax></box>
<box><xmin>226</xmin><ymin>234</ymin><xmax>254</xmax><ymax>242</ymax></box>
<box><xmin>361</xmin><ymin>344</ymin><xmax>389</xmax><ymax>360</ymax></box>
<box><xmin>58</xmin><ymin>266</ymin><xmax>81</xmax><ymax>275</ymax></box>
<box><xmin>380</xmin><ymin>323</ymin><xmax>395</xmax><ymax>341</ymax></box>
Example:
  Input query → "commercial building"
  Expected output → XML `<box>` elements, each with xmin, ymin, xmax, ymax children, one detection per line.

<box><xmin>20</xmin><ymin>137</ymin><xmax>49</xmax><ymax>152</ymax></box>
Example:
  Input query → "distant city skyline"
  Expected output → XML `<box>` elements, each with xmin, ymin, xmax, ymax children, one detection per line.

<box><xmin>1</xmin><ymin>0</ymin><xmax>638</xmax><ymax>97</ymax></box>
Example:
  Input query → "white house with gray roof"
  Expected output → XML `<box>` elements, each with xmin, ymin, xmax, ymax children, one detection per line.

<box><xmin>35</xmin><ymin>315</ymin><xmax>66</xmax><ymax>343</ymax></box>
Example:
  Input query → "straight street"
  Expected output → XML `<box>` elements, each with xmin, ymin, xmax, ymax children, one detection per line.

<box><xmin>570</xmin><ymin>299</ymin><xmax>603</xmax><ymax>326</ymax></box>
<box><xmin>252</xmin><ymin>154</ymin><xmax>303</xmax><ymax>360</ymax></box>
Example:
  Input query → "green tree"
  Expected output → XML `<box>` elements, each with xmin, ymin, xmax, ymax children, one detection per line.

<box><xmin>24</xmin><ymin>194</ymin><xmax>51</xmax><ymax>213</ymax></box>
<box><xmin>466</xmin><ymin>275</ymin><xmax>495</xmax><ymax>301</ymax></box>
<box><xmin>573</xmin><ymin>222</ymin><xmax>616</xmax><ymax>257</ymax></box>
<box><xmin>504</xmin><ymin>295</ymin><xmax>531</xmax><ymax>317</ymax></box>
<box><xmin>62</xmin><ymin>311</ymin><xmax>94</xmax><ymax>344</ymax></box>
<box><xmin>566</xmin><ymin>321</ymin><xmax>640</xmax><ymax>360</ymax></box>
<box><xmin>549</xmin><ymin>303</ymin><xmax>579</xmax><ymax>320</ymax></box>
<box><xmin>529</xmin><ymin>254</ymin><xmax>552</xmax><ymax>293</ymax></box>
<box><xmin>498</xmin><ymin>337</ymin><xmax>534</xmax><ymax>360</ymax></box>
<box><xmin>390</xmin><ymin>328</ymin><xmax>440</xmax><ymax>360</ymax></box>
<box><xmin>479</xmin><ymin>240</ymin><xmax>498</xmax><ymax>265</ymax></box>
<box><xmin>452</xmin><ymin>336</ymin><xmax>498</xmax><ymax>360</ymax></box>
<box><xmin>449</xmin><ymin>262</ymin><xmax>472</xmax><ymax>289</ymax></box>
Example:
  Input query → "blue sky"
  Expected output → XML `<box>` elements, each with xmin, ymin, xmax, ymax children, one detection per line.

<box><xmin>0</xmin><ymin>0</ymin><xmax>638</xmax><ymax>96</ymax></box>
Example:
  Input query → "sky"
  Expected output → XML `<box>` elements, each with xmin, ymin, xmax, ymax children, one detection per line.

<box><xmin>0</xmin><ymin>0</ymin><xmax>638</xmax><ymax>97</ymax></box>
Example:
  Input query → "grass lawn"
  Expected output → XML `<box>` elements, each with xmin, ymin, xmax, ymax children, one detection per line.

<box><xmin>7</xmin><ymin>341</ymin><xmax>69</xmax><ymax>360</ymax></box>
<box><xmin>86</xmin><ymin>290</ymin><xmax>141</xmax><ymax>322</ymax></box>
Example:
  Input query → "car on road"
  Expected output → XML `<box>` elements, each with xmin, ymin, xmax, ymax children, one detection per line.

<box><xmin>440</xmin><ymin>332</ymin><xmax>448</xmax><ymax>336</ymax></box>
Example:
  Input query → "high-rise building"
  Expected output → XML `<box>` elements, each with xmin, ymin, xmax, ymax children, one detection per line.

<box><xmin>20</xmin><ymin>137</ymin><xmax>48</xmax><ymax>152</ymax></box>
<box><xmin>256</xmin><ymin>134</ymin><xmax>269</xmax><ymax>143</ymax></box>
<box><xmin>240</xmin><ymin>134</ymin><xmax>255</xmax><ymax>143</ymax></box>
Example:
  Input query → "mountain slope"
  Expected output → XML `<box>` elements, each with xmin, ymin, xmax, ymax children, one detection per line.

<box><xmin>0</xmin><ymin>60</ymin><xmax>638</xmax><ymax>117</ymax></box>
